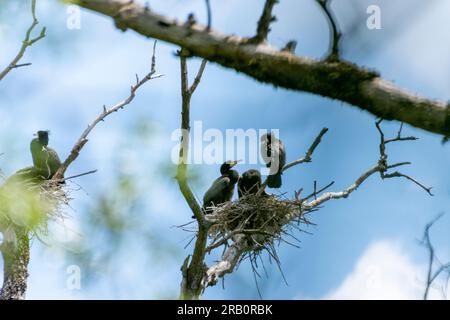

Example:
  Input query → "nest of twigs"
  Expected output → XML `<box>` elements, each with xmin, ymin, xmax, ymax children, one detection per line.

<box><xmin>0</xmin><ymin>171</ymin><xmax>71</xmax><ymax>244</ymax></box>
<box><xmin>207</xmin><ymin>194</ymin><xmax>312</xmax><ymax>250</ymax></box>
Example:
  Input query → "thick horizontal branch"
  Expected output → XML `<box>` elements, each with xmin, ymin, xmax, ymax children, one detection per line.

<box><xmin>68</xmin><ymin>0</ymin><xmax>450</xmax><ymax>137</ymax></box>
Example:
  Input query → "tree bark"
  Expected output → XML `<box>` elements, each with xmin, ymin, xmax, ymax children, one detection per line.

<box><xmin>68</xmin><ymin>0</ymin><xmax>450</xmax><ymax>137</ymax></box>
<box><xmin>0</xmin><ymin>228</ymin><xmax>30</xmax><ymax>300</ymax></box>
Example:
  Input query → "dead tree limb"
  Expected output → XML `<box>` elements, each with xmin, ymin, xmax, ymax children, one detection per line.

<box><xmin>66</xmin><ymin>0</ymin><xmax>450</xmax><ymax>137</ymax></box>
<box><xmin>0</xmin><ymin>0</ymin><xmax>46</xmax><ymax>81</ymax></box>
<box><xmin>421</xmin><ymin>213</ymin><xmax>450</xmax><ymax>300</ymax></box>
<box><xmin>52</xmin><ymin>41</ymin><xmax>163</xmax><ymax>180</ymax></box>
<box><xmin>251</xmin><ymin>0</ymin><xmax>279</xmax><ymax>44</ymax></box>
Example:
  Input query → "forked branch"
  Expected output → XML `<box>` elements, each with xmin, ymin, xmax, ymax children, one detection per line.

<box><xmin>52</xmin><ymin>41</ymin><xmax>163</xmax><ymax>180</ymax></box>
<box><xmin>177</xmin><ymin>48</ymin><xmax>209</xmax><ymax>300</ymax></box>
<box><xmin>0</xmin><ymin>0</ymin><xmax>46</xmax><ymax>81</ymax></box>
<box><xmin>421</xmin><ymin>213</ymin><xmax>450</xmax><ymax>300</ymax></box>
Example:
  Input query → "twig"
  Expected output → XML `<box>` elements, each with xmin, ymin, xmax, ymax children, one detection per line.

<box><xmin>52</xmin><ymin>41</ymin><xmax>163</xmax><ymax>180</ymax></box>
<box><xmin>375</xmin><ymin>120</ymin><xmax>433</xmax><ymax>196</ymax></box>
<box><xmin>205</xmin><ymin>0</ymin><xmax>212</xmax><ymax>31</ymax></box>
<box><xmin>283</xmin><ymin>128</ymin><xmax>329</xmax><ymax>171</ymax></box>
<box><xmin>59</xmin><ymin>169</ymin><xmax>98</xmax><ymax>182</ymax></box>
<box><xmin>0</xmin><ymin>0</ymin><xmax>46</xmax><ymax>81</ymax></box>
<box><xmin>251</xmin><ymin>0</ymin><xmax>279</xmax><ymax>43</ymax></box>
<box><xmin>302</xmin><ymin>180</ymin><xmax>335</xmax><ymax>202</ymax></box>
<box><xmin>421</xmin><ymin>213</ymin><xmax>450</xmax><ymax>300</ymax></box>
<box><xmin>315</xmin><ymin>0</ymin><xmax>340</xmax><ymax>61</ymax></box>
<box><xmin>304</xmin><ymin>121</ymin><xmax>431</xmax><ymax>210</ymax></box>
<box><xmin>11</xmin><ymin>63</ymin><xmax>32</xmax><ymax>69</ymax></box>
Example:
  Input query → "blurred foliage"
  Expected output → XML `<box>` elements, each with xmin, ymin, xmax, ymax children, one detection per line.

<box><xmin>0</xmin><ymin>167</ymin><xmax>56</xmax><ymax>246</ymax></box>
<box><xmin>61</xmin><ymin>118</ymin><xmax>185</xmax><ymax>297</ymax></box>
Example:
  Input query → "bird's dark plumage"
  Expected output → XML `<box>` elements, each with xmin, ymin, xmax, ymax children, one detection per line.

<box><xmin>30</xmin><ymin>130</ymin><xmax>62</xmax><ymax>179</ymax></box>
<box><xmin>261</xmin><ymin>132</ymin><xmax>286</xmax><ymax>188</ymax></box>
<box><xmin>202</xmin><ymin>160</ymin><xmax>240</xmax><ymax>214</ymax></box>
<box><xmin>238</xmin><ymin>169</ymin><xmax>266</xmax><ymax>198</ymax></box>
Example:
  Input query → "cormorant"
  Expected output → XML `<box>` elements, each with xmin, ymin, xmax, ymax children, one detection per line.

<box><xmin>261</xmin><ymin>132</ymin><xmax>286</xmax><ymax>188</ymax></box>
<box><xmin>238</xmin><ymin>169</ymin><xmax>266</xmax><ymax>198</ymax></box>
<box><xmin>30</xmin><ymin>130</ymin><xmax>62</xmax><ymax>179</ymax></box>
<box><xmin>202</xmin><ymin>160</ymin><xmax>240</xmax><ymax>214</ymax></box>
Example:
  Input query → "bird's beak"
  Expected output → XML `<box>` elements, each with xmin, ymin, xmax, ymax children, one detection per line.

<box><xmin>229</xmin><ymin>160</ymin><xmax>242</xmax><ymax>167</ymax></box>
<box><xmin>33</xmin><ymin>133</ymin><xmax>37</xmax><ymax>137</ymax></box>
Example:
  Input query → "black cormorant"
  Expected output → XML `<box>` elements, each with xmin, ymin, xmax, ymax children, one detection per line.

<box><xmin>238</xmin><ymin>169</ymin><xmax>267</xmax><ymax>198</ymax></box>
<box><xmin>261</xmin><ymin>132</ymin><xmax>286</xmax><ymax>188</ymax></box>
<box><xmin>202</xmin><ymin>160</ymin><xmax>240</xmax><ymax>214</ymax></box>
<box><xmin>30</xmin><ymin>130</ymin><xmax>62</xmax><ymax>179</ymax></box>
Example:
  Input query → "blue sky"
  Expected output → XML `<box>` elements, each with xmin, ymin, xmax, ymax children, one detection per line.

<box><xmin>0</xmin><ymin>0</ymin><xmax>449</xmax><ymax>299</ymax></box>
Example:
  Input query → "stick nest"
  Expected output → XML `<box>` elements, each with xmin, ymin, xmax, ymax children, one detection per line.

<box><xmin>0</xmin><ymin>172</ymin><xmax>71</xmax><ymax>244</ymax></box>
<box><xmin>207</xmin><ymin>194</ymin><xmax>312</xmax><ymax>249</ymax></box>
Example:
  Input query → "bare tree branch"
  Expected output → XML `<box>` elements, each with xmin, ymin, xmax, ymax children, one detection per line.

<box><xmin>316</xmin><ymin>0</ymin><xmax>341</xmax><ymax>61</ymax></box>
<box><xmin>0</xmin><ymin>0</ymin><xmax>46</xmax><ymax>81</ymax></box>
<box><xmin>304</xmin><ymin>121</ymin><xmax>432</xmax><ymax>210</ymax></box>
<box><xmin>251</xmin><ymin>0</ymin><xmax>279</xmax><ymax>43</ymax></box>
<box><xmin>202</xmin><ymin>235</ymin><xmax>249</xmax><ymax>290</ymax></box>
<box><xmin>204</xmin><ymin>0</ymin><xmax>212</xmax><ymax>31</ymax></box>
<box><xmin>52</xmin><ymin>42</ymin><xmax>163</xmax><ymax>180</ymax></box>
<box><xmin>283</xmin><ymin>128</ymin><xmax>329</xmax><ymax>171</ymax></box>
<box><xmin>66</xmin><ymin>0</ymin><xmax>450</xmax><ymax>137</ymax></box>
<box><xmin>176</xmin><ymin>49</ymin><xmax>209</xmax><ymax>300</ymax></box>
<box><xmin>375</xmin><ymin>120</ymin><xmax>433</xmax><ymax>196</ymax></box>
<box><xmin>421</xmin><ymin>213</ymin><xmax>450</xmax><ymax>300</ymax></box>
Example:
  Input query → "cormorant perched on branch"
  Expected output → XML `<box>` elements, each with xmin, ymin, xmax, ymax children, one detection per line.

<box><xmin>30</xmin><ymin>130</ymin><xmax>62</xmax><ymax>179</ymax></box>
<box><xmin>202</xmin><ymin>160</ymin><xmax>240</xmax><ymax>214</ymax></box>
<box><xmin>261</xmin><ymin>132</ymin><xmax>286</xmax><ymax>188</ymax></box>
<box><xmin>238</xmin><ymin>169</ymin><xmax>267</xmax><ymax>198</ymax></box>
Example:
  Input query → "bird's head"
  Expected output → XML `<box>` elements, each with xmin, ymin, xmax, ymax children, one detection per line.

<box><xmin>220</xmin><ymin>160</ymin><xmax>241</xmax><ymax>174</ymax></box>
<box><xmin>34</xmin><ymin>130</ymin><xmax>50</xmax><ymax>146</ymax></box>
<box><xmin>242</xmin><ymin>169</ymin><xmax>261</xmax><ymax>180</ymax></box>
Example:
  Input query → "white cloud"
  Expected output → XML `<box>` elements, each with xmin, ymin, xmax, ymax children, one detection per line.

<box><xmin>324</xmin><ymin>240</ymin><xmax>448</xmax><ymax>300</ymax></box>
